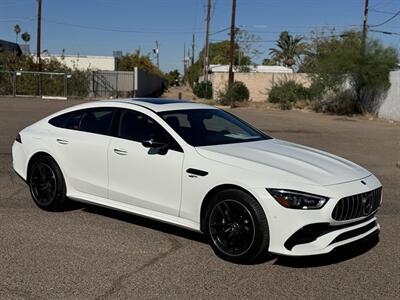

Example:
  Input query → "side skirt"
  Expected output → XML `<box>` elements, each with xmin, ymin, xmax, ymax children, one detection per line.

<box><xmin>68</xmin><ymin>192</ymin><xmax>201</xmax><ymax>232</ymax></box>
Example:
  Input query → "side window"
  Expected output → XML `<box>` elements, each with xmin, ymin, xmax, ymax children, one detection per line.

<box><xmin>118</xmin><ymin>109</ymin><xmax>168</xmax><ymax>142</ymax></box>
<box><xmin>80</xmin><ymin>108</ymin><xmax>115</xmax><ymax>135</ymax></box>
<box><xmin>48</xmin><ymin>112</ymin><xmax>71</xmax><ymax>127</ymax></box>
<box><xmin>64</xmin><ymin>111</ymin><xmax>83</xmax><ymax>130</ymax></box>
<box><xmin>49</xmin><ymin>108</ymin><xmax>115</xmax><ymax>135</ymax></box>
<box><xmin>48</xmin><ymin>110</ymin><xmax>83</xmax><ymax>130</ymax></box>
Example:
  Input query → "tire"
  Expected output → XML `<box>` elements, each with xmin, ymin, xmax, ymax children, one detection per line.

<box><xmin>28</xmin><ymin>156</ymin><xmax>67</xmax><ymax>211</ymax></box>
<box><xmin>204</xmin><ymin>189</ymin><xmax>269</xmax><ymax>264</ymax></box>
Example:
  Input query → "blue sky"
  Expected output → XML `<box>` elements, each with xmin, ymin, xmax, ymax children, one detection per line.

<box><xmin>1</xmin><ymin>0</ymin><xmax>399</xmax><ymax>72</ymax></box>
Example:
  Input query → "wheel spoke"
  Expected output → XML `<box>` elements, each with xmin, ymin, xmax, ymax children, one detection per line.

<box><xmin>37</xmin><ymin>165</ymin><xmax>46</xmax><ymax>179</ymax></box>
<box><xmin>222</xmin><ymin>202</ymin><xmax>233</xmax><ymax>221</ymax></box>
<box><xmin>215</xmin><ymin>204</ymin><xmax>227</xmax><ymax>219</ymax></box>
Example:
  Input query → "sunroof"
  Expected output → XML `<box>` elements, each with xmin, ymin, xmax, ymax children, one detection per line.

<box><xmin>133</xmin><ymin>98</ymin><xmax>192</xmax><ymax>105</ymax></box>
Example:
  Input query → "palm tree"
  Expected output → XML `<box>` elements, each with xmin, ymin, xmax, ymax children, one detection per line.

<box><xmin>21</xmin><ymin>32</ymin><xmax>31</xmax><ymax>45</ymax></box>
<box><xmin>14</xmin><ymin>24</ymin><xmax>21</xmax><ymax>43</ymax></box>
<box><xmin>269</xmin><ymin>31</ymin><xmax>307</xmax><ymax>68</ymax></box>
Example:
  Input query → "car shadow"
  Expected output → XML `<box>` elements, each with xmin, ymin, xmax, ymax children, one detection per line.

<box><xmin>274</xmin><ymin>234</ymin><xmax>379</xmax><ymax>268</ymax></box>
<box><xmin>80</xmin><ymin>202</ymin><xmax>208</xmax><ymax>244</ymax></box>
<box><xmin>78</xmin><ymin>202</ymin><xmax>279</xmax><ymax>265</ymax></box>
<box><xmin>72</xmin><ymin>201</ymin><xmax>379</xmax><ymax>267</ymax></box>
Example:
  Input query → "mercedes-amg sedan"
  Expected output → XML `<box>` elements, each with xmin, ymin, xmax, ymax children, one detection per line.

<box><xmin>12</xmin><ymin>99</ymin><xmax>382</xmax><ymax>263</ymax></box>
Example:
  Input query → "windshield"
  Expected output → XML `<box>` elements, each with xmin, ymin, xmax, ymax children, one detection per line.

<box><xmin>158</xmin><ymin>109</ymin><xmax>270</xmax><ymax>146</ymax></box>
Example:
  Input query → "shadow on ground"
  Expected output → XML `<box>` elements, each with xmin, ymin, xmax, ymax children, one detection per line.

<box><xmin>81</xmin><ymin>202</ymin><xmax>207</xmax><ymax>244</ymax></box>
<box><xmin>76</xmin><ymin>201</ymin><xmax>379</xmax><ymax>267</ymax></box>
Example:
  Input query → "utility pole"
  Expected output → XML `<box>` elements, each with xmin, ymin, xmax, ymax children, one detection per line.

<box><xmin>228</xmin><ymin>0</ymin><xmax>237</xmax><ymax>107</ymax></box>
<box><xmin>191</xmin><ymin>34</ymin><xmax>195</xmax><ymax>67</ymax></box>
<box><xmin>361</xmin><ymin>0</ymin><xmax>369</xmax><ymax>55</ymax></box>
<box><xmin>203</xmin><ymin>0</ymin><xmax>211</xmax><ymax>81</ymax></box>
<box><xmin>183</xmin><ymin>43</ymin><xmax>187</xmax><ymax>84</ymax></box>
<box><xmin>155</xmin><ymin>40</ymin><xmax>160</xmax><ymax>69</ymax></box>
<box><xmin>36</xmin><ymin>0</ymin><xmax>42</xmax><ymax>95</ymax></box>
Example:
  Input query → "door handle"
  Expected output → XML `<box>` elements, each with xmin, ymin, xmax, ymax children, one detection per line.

<box><xmin>56</xmin><ymin>138</ymin><xmax>69</xmax><ymax>145</ymax></box>
<box><xmin>113</xmin><ymin>148</ymin><xmax>128</xmax><ymax>156</ymax></box>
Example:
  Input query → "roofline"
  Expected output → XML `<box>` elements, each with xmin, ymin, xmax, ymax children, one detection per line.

<box><xmin>112</xmin><ymin>100</ymin><xmax>157</xmax><ymax>113</ymax></box>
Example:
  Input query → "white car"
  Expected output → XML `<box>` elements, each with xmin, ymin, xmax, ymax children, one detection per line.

<box><xmin>12</xmin><ymin>99</ymin><xmax>382</xmax><ymax>263</ymax></box>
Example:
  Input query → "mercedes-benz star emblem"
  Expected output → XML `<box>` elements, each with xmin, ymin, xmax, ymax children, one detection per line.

<box><xmin>361</xmin><ymin>194</ymin><xmax>374</xmax><ymax>215</ymax></box>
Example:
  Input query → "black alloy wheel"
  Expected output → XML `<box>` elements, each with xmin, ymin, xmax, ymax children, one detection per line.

<box><xmin>30</xmin><ymin>163</ymin><xmax>57</xmax><ymax>206</ymax></box>
<box><xmin>205</xmin><ymin>189</ymin><xmax>270</xmax><ymax>263</ymax></box>
<box><xmin>29</xmin><ymin>156</ymin><xmax>67</xmax><ymax>211</ymax></box>
<box><xmin>208</xmin><ymin>199</ymin><xmax>256</xmax><ymax>257</ymax></box>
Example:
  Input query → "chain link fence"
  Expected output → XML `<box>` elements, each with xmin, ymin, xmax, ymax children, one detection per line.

<box><xmin>0</xmin><ymin>68</ymin><xmax>166</xmax><ymax>99</ymax></box>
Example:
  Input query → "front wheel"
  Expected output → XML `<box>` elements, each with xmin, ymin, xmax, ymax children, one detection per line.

<box><xmin>28</xmin><ymin>156</ymin><xmax>67</xmax><ymax>211</ymax></box>
<box><xmin>204</xmin><ymin>189</ymin><xmax>269</xmax><ymax>263</ymax></box>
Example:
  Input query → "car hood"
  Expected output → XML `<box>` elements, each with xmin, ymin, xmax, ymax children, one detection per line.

<box><xmin>196</xmin><ymin>139</ymin><xmax>371</xmax><ymax>186</ymax></box>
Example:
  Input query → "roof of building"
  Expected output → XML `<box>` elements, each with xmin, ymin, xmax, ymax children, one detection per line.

<box><xmin>0</xmin><ymin>39</ymin><xmax>22</xmax><ymax>56</ymax></box>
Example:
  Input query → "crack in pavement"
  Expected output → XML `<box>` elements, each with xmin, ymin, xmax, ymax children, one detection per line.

<box><xmin>96</xmin><ymin>234</ymin><xmax>182</xmax><ymax>299</ymax></box>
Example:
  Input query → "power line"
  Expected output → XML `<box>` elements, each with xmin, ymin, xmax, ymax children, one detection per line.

<box><xmin>42</xmin><ymin>18</ymin><xmax>205</xmax><ymax>34</ymax></box>
<box><xmin>370</xmin><ymin>10</ymin><xmax>400</xmax><ymax>27</ymax></box>
<box><xmin>209</xmin><ymin>27</ymin><xmax>230</xmax><ymax>35</ymax></box>
<box><xmin>370</xmin><ymin>8</ymin><xmax>398</xmax><ymax>15</ymax></box>
<box><xmin>370</xmin><ymin>29</ymin><xmax>400</xmax><ymax>36</ymax></box>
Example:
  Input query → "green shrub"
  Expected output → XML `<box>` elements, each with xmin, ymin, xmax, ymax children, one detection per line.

<box><xmin>193</xmin><ymin>81</ymin><xmax>213</xmax><ymax>99</ymax></box>
<box><xmin>268</xmin><ymin>80</ymin><xmax>310</xmax><ymax>104</ymax></box>
<box><xmin>320</xmin><ymin>90</ymin><xmax>361</xmax><ymax>115</ymax></box>
<box><xmin>219</xmin><ymin>81</ymin><xmax>250</xmax><ymax>105</ymax></box>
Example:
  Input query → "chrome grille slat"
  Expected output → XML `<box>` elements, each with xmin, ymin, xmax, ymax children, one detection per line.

<box><xmin>332</xmin><ymin>187</ymin><xmax>382</xmax><ymax>221</ymax></box>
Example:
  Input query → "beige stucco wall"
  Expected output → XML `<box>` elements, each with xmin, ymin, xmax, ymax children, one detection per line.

<box><xmin>210</xmin><ymin>72</ymin><xmax>311</xmax><ymax>102</ymax></box>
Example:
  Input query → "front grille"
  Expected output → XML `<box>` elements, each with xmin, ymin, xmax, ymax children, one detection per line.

<box><xmin>332</xmin><ymin>188</ymin><xmax>382</xmax><ymax>221</ymax></box>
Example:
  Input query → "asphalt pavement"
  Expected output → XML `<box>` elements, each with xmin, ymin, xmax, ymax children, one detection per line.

<box><xmin>0</xmin><ymin>97</ymin><xmax>399</xmax><ymax>299</ymax></box>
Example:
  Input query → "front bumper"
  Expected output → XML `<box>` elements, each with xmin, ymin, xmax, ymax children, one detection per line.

<box><xmin>251</xmin><ymin>174</ymin><xmax>382</xmax><ymax>256</ymax></box>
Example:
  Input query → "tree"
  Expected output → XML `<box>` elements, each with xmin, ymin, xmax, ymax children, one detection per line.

<box><xmin>301</xmin><ymin>30</ymin><xmax>398</xmax><ymax>112</ymax></box>
<box><xmin>165</xmin><ymin>69</ymin><xmax>181</xmax><ymax>86</ymax></box>
<box><xmin>186</xmin><ymin>40</ymin><xmax>252</xmax><ymax>85</ymax></box>
<box><xmin>235</xmin><ymin>28</ymin><xmax>261</xmax><ymax>64</ymax></box>
<box><xmin>21</xmin><ymin>32</ymin><xmax>31</xmax><ymax>45</ymax></box>
<box><xmin>197</xmin><ymin>40</ymin><xmax>251</xmax><ymax>66</ymax></box>
<box><xmin>262</xmin><ymin>58</ymin><xmax>279</xmax><ymax>66</ymax></box>
<box><xmin>14</xmin><ymin>24</ymin><xmax>21</xmax><ymax>43</ymax></box>
<box><xmin>116</xmin><ymin>49</ymin><xmax>161</xmax><ymax>76</ymax></box>
<box><xmin>269</xmin><ymin>31</ymin><xmax>307</xmax><ymax>68</ymax></box>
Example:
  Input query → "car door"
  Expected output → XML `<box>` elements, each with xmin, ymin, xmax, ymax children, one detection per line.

<box><xmin>51</xmin><ymin>107</ymin><xmax>115</xmax><ymax>199</ymax></box>
<box><xmin>108</xmin><ymin>108</ymin><xmax>184</xmax><ymax>216</ymax></box>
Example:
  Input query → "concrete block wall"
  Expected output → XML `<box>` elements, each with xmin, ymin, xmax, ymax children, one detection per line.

<box><xmin>210</xmin><ymin>72</ymin><xmax>311</xmax><ymax>102</ymax></box>
<box><xmin>379</xmin><ymin>71</ymin><xmax>400</xmax><ymax>122</ymax></box>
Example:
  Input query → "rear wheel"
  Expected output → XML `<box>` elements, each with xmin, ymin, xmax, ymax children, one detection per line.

<box><xmin>204</xmin><ymin>189</ymin><xmax>269</xmax><ymax>263</ymax></box>
<box><xmin>29</xmin><ymin>156</ymin><xmax>67</xmax><ymax>211</ymax></box>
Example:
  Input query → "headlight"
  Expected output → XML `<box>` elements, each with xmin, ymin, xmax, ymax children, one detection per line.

<box><xmin>267</xmin><ymin>189</ymin><xmax>329</xmax><ymax>209</ymax></box>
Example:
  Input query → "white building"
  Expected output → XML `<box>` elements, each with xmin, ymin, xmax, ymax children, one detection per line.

<box><xmin>208</xmin><ymin>64</ymin><xmax>293</xmax><ymax>74</ymax></box>
<box><xmin>42</xmin><ymin>54</ymin><xmax>116</xmax><ymax>71</ymax></box>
